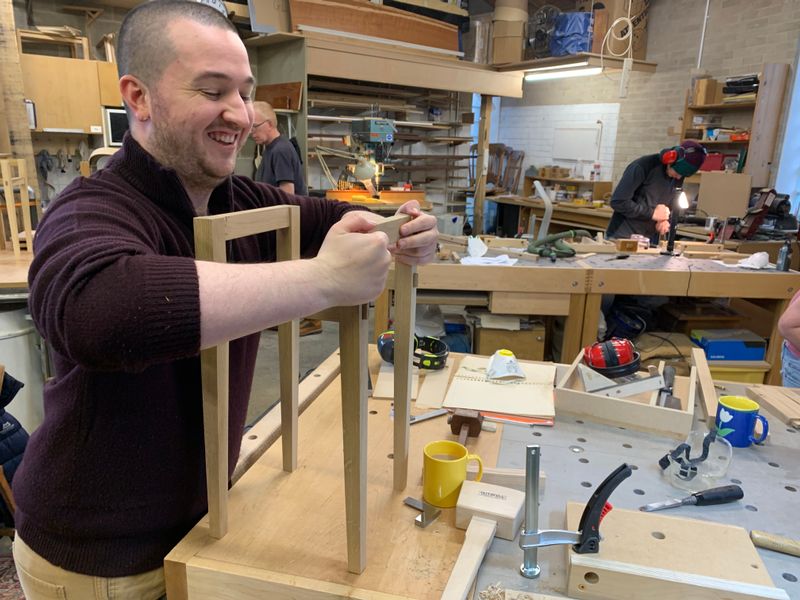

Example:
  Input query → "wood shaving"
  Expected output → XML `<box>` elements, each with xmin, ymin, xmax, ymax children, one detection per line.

<box><xmin>479</xmin><ymin>582</ymin><xmax>505</xmax><ymax>600</ymax></box>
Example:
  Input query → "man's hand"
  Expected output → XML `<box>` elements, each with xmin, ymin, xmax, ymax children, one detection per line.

<box><xmin>391</xmin><ymin>200</ymin><xmax>438</xmax><ymax>266</ymax></box>
<box><xmin>656</xmin><ymin>220</ymin><xmax>671</xmax><ymax>236</ymax></box>
<box><xmin>312</xmin><ymin>211</ymin><xmax>391</xmax><ymax>306</ymax></box>
<box><xmin>652</xmin><ymin>204</ymin><xmax>671</xmax><ymax>222</ymax></box>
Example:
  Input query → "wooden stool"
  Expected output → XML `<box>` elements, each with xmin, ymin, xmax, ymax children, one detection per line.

<box><xmin>194</xmin><ymin>208</ymin><xmax>415</xmax><ymax>574</ymax></box>
<box><xmin>0</xmin><ymin>159</ymin><xmax>36</xmax><ymax>256</ymax></box>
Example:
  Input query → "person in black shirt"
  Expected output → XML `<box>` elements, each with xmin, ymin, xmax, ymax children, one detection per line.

<box><xmin>606</xmin><ymin>140</ymin><xmax>707</xmax><ymax>246</ymax></box>
<box><xmin>251</xmin><ymin>101</ymin><xmax>307</xmax><ymax>195</ymax></box>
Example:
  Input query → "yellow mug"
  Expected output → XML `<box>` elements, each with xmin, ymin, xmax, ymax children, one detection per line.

<box><xmin>422</xmin><ymin>440</ymin><xmax>483</xmax><ymax>508</ymax></box>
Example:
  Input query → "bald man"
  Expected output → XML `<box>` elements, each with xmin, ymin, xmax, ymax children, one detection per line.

<box><xmin>251</xmin><ymin>100</ymin><xmax>307</xmax><ymax>195</ymax></box>
<box><xmin>13</xmin><ymin>1</ymin><xmax>437</xmax><ymax>596</ymax></box>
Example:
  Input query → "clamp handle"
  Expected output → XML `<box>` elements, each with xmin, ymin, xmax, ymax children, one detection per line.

<box><xmin>574</xmin><ymin>463</ymin><xmax>632</xmax><ymax>554</ymax></box>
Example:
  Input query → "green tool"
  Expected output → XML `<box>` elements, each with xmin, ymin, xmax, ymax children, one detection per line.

<box><xmin>527</xmin><ymin>229</ymin><xmax>592</xmax><ymax>262</ymax></box>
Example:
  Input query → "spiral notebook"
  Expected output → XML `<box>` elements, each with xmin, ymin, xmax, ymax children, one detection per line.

<box><xmin>442</xmin><ymin>355</ymin><xmax>555</xmax><ymax>418</ymax></box>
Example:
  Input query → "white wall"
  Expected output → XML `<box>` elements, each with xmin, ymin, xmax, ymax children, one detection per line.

<box><xmin>496</xmin><ymin>103</ymin><xmax>620</xmax><ymax>182</ymax></box>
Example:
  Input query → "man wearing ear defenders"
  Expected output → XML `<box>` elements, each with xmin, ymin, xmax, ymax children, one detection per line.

<box><xmin>606</xmin><ymin>140</ymin><xmax>707</xmax><ymax>245</ymax></box>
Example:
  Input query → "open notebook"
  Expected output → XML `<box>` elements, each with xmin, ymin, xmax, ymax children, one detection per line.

<box><xmin>443</xmin><ymin>355</ymin><xmax>555</xmax><ymax>418</ymax></box>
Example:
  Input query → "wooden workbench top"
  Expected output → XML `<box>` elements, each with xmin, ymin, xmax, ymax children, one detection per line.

<box><xmin>166</xmin><ymin>353</ymin><xmax>503</xmax><ymax>600</ymax></box>
<box><xmin>0</xmin><ymin>249</ymin><xmax>31</xmax><ymax>289</ymax></box>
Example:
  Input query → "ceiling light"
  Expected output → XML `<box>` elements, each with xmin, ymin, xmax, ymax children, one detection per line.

<box><xmin>524</xmin><ymin>60</ymin><xmax>589</xmax><ymax>73</ymax></box>
<box><xmin>524</xmin><ymin>67</ymin><xmax>603</xmax><ymax>82</ymax></box>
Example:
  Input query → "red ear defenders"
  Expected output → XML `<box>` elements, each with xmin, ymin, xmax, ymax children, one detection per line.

<box><xmin>377</xmin><ymin>330</ymin><xmax>449</xmax><ymax>370</ymax></box>
<box><xmin>660</xmin><ymin>145</ymin><xmax>708</xmax><ymax>165</ymax></box>
<box><xmin>660</xmin><ymin>146</ymin><xmax>683</xmax><ymax>165</ymax></box>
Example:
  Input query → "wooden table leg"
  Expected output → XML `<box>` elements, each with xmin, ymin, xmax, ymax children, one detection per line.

<box><xmin>562</xmin><ymin>292</ymin><xmax>587</xmax><ymax>361</ymax></box>
<box><xmin>393</xmin><ymin>263</ymin><xmax>416</xmax><ymax>491</ymax></box>
<box><xmin>581</xmin><ymin>293</ymin><xmax>603</xmax><ymax>347</ymax></box>
<box><xmin>373</xmin><ymin>287</ymin><xmax>390</xmax><ymax>341</ymax></box>
<box><xmin>339</xmin><ymin>303</ymin><xmax>368</xmax><ymax>573</ymax></box>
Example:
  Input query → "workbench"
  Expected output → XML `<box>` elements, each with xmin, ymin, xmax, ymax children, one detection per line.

<box><xmin>488</xmin><ymin>195</ymin><xmax>613</xmax><ymax>236</ymax></box>
<box><xmin>382</xmin><ymin>254</ymin><xmax>800</xmax><ymax>385</ymax></box>
<box><xmin>166</xmin><ymin>350</ymin><xmax>800</xmax><ymax>599</ymax></box>
<box><xmin>165</xmin><ymin>351</ymin><xmax>503</xmax><ymax>599</ymax></box>
<box><xmin>678</xmin><ymin>225</ymin><xmax>800</xmax><ymax>271</ymax></box>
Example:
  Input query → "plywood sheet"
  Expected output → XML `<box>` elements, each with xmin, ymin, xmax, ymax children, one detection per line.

<box><xmin>565</xmin><ymin>502</ymin><xmax>789</xmax><ymax>600</ymax></box>
<box><xmin>373</xmin><ymin>362</ymin><xmax>418</xmax><ymax>399</ymax></box>
<box><xmin>254</xmin><ymin>81</ymin><xmax>303</xmax><ymax>110</ymax></box>
<box><xmin>289</xmin><ymin>0</ymin><xmax>459</xmax><ymax>52</ymax></box>
<box><xmin>442</xmin><ymin>355</ymin><xmax>555</xmax><ymax>418</ymax></box>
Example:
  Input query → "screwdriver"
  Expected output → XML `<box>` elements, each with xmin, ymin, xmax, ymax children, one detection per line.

<box><xmin>639</xmin><ymin>484</ymin><xmax>744</xmax><ymax>512</ymax></box>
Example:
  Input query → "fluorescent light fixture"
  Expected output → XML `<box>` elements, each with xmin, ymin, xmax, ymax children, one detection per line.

<box><xmin>524</xmin><ymin>60</ymin><xmax>589</xmax><ymax>73</ymax></box>
<box><xmin>524</xmin><ymin>67</ymin><xmax>603</xmax><ymax>82</ymax></box>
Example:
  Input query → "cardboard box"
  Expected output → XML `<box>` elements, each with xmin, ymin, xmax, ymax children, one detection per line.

<box><xmin>492</xmin><ymin>19</ymin><xmax>525</xmax><ymax>38</ymax></box>
<box><xmin>693</xmin><ymin>78</ymin><xmax>721</xmax><ymax>106</ymax></box>
<box><xmin>690</xmin><ymin>329</ymin><xmax>766</xmax><ymax>361</ymax></box>
<box><xmin>492</xmin><ymin>35</ymin><xmax>523</xmax><ymax>65</ymax></box>
<box><xmin>474</xmin><ymin>323</ymin><xmax>545</xmax><ymax>361</ymax></box>
<box><xmin>580</xmin><ymin>0</ymin><xmax>648</xmax><ymax>60</ymax></box>
<box><xmin>697</xmin><ymin>172</ymin><xmax>752</xmax><ymax>220</ymax></box>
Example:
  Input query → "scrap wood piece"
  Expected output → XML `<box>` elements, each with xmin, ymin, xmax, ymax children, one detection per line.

<box><xmin>415</xmin><ymin>360</ymin><xmax>453</xmax><ymax>408</ymax></box>
<box><xmin>254</xmin><ymin>81</ymin><xmax>303</xmax><ymax>110</ymax></box>
<box><xmin>691</xmin><ymin>347</ymin><xmax>717</xmax><ymax>424</ymax></box>
<box><xmin>565</xmin><ymin>502</ymin><xmax>790</xmax><ymax>600</ymax></box>
<box><xmin>746</xmin><ymin>384</ymin><xmax>800</xmax><ymax>428</ymax></box>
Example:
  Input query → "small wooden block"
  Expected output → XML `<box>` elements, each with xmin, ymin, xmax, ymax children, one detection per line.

<box><xmin>466</xmin><ymin>464</ymin><xmax>546</xmax><ymax>496</ymax></box>
<box><xmin>615</xmin><ymin>239</ymin><xmax>639</xmax><ymax>252</ymax></box>
<box><xmin>371</xmin><ymin>214</ymin><xmax>412</xmax><ymax>244</ymax></box>
<box><xmin>455</xmin><ymin>480</ymin><xmax>524</xmax><ymax>541</ymax></box>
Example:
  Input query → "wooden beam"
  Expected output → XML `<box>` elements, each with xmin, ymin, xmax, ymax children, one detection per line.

<box><xmin>472</xmin><ymin>95</ymin><xmax>492</xmax><ymax>235</ymax></box>
<box><xmin>289</xmin><ymin>0</ymin><xmax>459</xmax><ymax>53</ymax></box>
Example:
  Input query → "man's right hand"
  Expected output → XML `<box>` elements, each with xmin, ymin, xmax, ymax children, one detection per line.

<box><xmin>312</xmin><ymin>211</ymin><xmax>392</xmax><ymax>306</ymax></box>
<box><xmin>652</xmin><ymin>204</ymin><xmax>670</xmax><ymax>222</ymax></box>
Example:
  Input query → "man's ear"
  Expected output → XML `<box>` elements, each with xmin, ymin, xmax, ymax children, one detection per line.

<box><xmin>120</xmin><ymin>74</ymin><xmax>150</xmax><ymax>122</ymax></box>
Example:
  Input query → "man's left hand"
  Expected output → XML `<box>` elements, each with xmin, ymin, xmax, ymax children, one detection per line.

<box><xmin>393</xmin><ymin>201</ymin><xmax>438</xmax><ymax>266</ymax></box>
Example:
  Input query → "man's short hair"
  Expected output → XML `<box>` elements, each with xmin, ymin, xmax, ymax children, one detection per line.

<box><xmin>117</xmin><ymin>0</ymin><xmax>237</xmax><ymax>86</ymax></box>
<box><xmin>253</xmin><ymin>101</ymin><xmax>276</xmax><ymax>126</ymax></box>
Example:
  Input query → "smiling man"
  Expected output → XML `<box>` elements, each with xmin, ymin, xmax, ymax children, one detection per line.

<box><xmin>12</xmin><ymin>1</ymin><xmax>437</xmax><ymax>597</ymax></box>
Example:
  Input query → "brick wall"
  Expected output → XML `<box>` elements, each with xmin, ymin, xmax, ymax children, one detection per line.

<box><xmin>502</xmin><ymin>0</ymin><xmax>800</xmax><ymax>184</ymax></box>
<box><xmin>497</xmin><ymin>103</ymin><xmax>620</xmax><ymax>181</ymax></box>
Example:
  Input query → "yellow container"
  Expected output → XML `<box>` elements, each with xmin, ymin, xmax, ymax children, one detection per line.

<box><xmin>708</xmin><ymin>365</ymin><xmax>768</xmax><ymax>384</ymax></box>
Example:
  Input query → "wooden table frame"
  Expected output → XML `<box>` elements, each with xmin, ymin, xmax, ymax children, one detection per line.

<box><xmin>193</xmin><ymin>208</ymin><xmax>415</xmax><ymax>575</ymax></box>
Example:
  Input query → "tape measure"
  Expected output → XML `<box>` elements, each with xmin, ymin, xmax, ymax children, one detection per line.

<box><xmin>377</xmin><ymin>330</ymin><xmax>448</xmax><ymax>370</ymax></box>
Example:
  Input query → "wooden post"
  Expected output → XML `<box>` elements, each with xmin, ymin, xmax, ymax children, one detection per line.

<box><xmin>277</xmin><ymin>208</ymin><xmax>300</xmax><ymax>471</ymax></box>
<box><xmin>338</xmin><ymin>303</ymin><xmax>369</xmax><ymax>573</ymax></box>
<box><xmin>392</xmin><ymin>262</ymin><xmax>416</xmax><ymax>491</ymax></box>
<box><xmin>472</xmin><ymin>95</ymin><xmax>492</xmax><ymax>235</ymax></box>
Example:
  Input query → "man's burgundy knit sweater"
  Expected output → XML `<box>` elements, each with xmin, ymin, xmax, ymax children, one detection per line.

<box><xmin>14</xmin><ymin>135</ymin><xmax>361</xmax><ymax>577</ymax></box>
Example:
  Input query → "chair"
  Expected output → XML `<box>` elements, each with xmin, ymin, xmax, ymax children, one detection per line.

<box><xmin>0</xmin><ymin>159</ymin><xmax>36</xmax><ymax>256</ymax></box>
<box><xmin>501</xmin><ymin>150</ymin><xmax>526</xmax><ymax>195</ymax></box>
<box><xmin>194</xmin><ymin>208</ymin><xmax>415</xmax><ymax>574</ymax></box>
